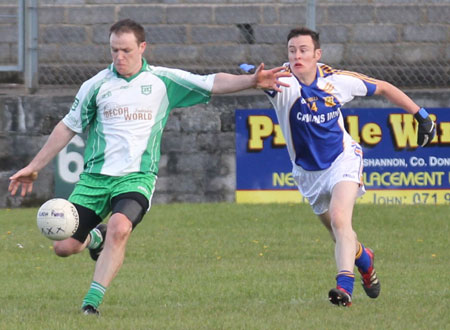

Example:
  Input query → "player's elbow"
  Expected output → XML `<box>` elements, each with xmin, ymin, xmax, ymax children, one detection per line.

<box><xmin>211</xmin><ymin>73</ymin><xmax>228</xmax><ymax>94</ymax></box>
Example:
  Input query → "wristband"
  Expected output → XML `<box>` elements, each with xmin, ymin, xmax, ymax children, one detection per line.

<box><xmin>239</xmin><ymin>63</ymin><xmax>255</xmax><ymax>73</ymax></box>
<box><xmin>414</xmin><ymin>108</ymin><xmax>429</xmax><ymax>122</ymax></box>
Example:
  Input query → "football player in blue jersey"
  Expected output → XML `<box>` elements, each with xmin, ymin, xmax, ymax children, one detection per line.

<box><xmin>261</xmin><ymin>27</ymin><xmax>435</xmax><ymax>307</ymax></box>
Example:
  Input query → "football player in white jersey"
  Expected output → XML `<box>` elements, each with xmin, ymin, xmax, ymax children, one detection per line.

<box><xmin>262</xmin><ymin>27</ymin><xmax>435</xmax><ymax>307</ymax></box>
<box><xmin>8</xmin><ymin>19</ymin><xmax>290</xmax><ymax>315</ymax></box>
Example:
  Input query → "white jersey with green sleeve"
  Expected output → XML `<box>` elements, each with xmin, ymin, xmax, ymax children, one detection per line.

<box><xmin>62</xmin><ymin>59</ymin><xmax>215</xmax><ymax>176</ymax></box>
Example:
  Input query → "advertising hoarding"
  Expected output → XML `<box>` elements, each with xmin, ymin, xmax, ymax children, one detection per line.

<box><xmin>236</xmin><ymin>108</ymin><xmax>450</xmax><ymax>205</ymax></box>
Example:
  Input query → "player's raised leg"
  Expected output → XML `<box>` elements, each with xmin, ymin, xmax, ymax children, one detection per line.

<box><xmin>88</xmin><ymin>223</ymin><xmax>108</xmax><ymax>261</ymax></box>
<box><xmin>53</xmin><ymin>203</ymin><xmax>103</xmax><ymax>257</ymax></box>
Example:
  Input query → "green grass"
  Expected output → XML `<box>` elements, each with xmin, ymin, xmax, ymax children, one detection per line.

<box><xmin>1</xmin><ymin>203</ymin><xmax>449</xmax><ymax>329</ymax></box>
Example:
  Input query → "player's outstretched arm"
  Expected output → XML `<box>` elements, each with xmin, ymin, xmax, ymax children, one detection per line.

<box><xmin>212</xmin><ymin>63</ymin><xmax>290</xmax><ymax>94</ymax></box>
<box><xmin>374</xmin><ymin>80</ymin><xmax>435</xmax><ymax>147</ymax></box>
<box><xmin>374</xmin><ymin>80</ymin><xmax>420</xmax><ymax>114</ymax></box>
<box><xmin>9</xmin><ymin>120</ymin><xmax>76</xmax><ymax>197</ymax></box>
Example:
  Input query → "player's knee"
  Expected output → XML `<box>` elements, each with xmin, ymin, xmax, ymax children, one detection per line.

<box><xmin>330</xmin><ymin>211</ymin><xmax>352</xmax><ymax>232</ymax></box>
<box><xmin>107</xmin><ymin>214</ymin><xmax>133</xmax><ymax>243</ymax></box>
<box><xmin>331</xmin><ymin>220</ymin><xmax>348</xmax><ymax>233</ymax></box>
<box><xmin>53</xmin><ymin>241</ymin><xmax>69</xmax><ymax>257</ymax></box>
<box><xmin>53</xmin><ymin>239</ymin><xmax>82</xmax><ymax>257</ymax></box>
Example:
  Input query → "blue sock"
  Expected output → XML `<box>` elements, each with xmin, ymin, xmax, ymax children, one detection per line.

<box><xmin>355</xmin><ymin>243</ymin><xmax>372</xmax><ymax>273</ymax></box>
<box><xmin>336</xmin><ymin>270</ymin><xmax>354</xmax><ymax>296</ymax></box>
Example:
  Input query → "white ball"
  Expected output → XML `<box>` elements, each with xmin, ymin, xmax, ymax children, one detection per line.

<box><xmin>37</xmin><ymin>198</ymin><xmax>79</xmax><ymax>241</ymax></box>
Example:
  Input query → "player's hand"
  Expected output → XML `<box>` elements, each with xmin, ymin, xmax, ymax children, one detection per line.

<box><xmin>240</xmin><ymin>63</ymin><xmax>291</xmax><ymax>92</ymax></box>
<box><xmin>254</xmin><ymin>63</ymin><xmax>291</xmax><ymax>92</ymax></box>
<box><xmin>414</xmin><ymin>108</ymin><xmax>435</xmax><ymax>147</ymax></box>
<box><xmin>8</xmin><ymin>167</ymin><xmax>39</xmax><ymax>197</ymax></box>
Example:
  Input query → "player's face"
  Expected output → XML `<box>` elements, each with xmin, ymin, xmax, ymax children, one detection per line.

<box><xmin>287</xmin><ymin>35</ymin><xmax>322</xmax><ymax>79</ymax></box>
<box><xmin>110</xmin><ymin>32</ymin><xmax>146</xmax><ymax>78</ymax></box>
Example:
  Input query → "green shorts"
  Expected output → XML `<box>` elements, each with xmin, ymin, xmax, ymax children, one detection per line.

<box><xmin>69</xmin><ymin>172</ymin><xmax>156</xmax><ymax>219</ymax></box>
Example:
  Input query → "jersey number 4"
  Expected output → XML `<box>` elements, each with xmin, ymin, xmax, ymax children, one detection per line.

<box><xmin>308</xmin><ymin>102</ymin><xmax>318</xmax><ymax>112</ymax></box>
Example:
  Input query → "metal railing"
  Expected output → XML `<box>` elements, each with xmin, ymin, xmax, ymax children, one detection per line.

<box><xmin>0</xmin><ymin>0</ymin><xmax>38</xmax><ymax>91</ymax></box>
<box><xmin>0</xmin><ymin>0</ymin><xmax>23</xmax><ymax>72</ymax></box>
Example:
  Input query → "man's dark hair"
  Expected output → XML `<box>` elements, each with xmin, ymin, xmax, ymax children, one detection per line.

<box><xmin>287</xmin><ymin>27</ymin><xmax>320</xmax><ymax>50</ymax></box>
<box><xmin>110</xmin><ymin>19</ymin><xmax>146</xmax><ymax>44</ymax></box>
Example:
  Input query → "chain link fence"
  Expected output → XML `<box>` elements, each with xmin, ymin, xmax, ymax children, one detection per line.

<box><xmin>1</xmin><ymin>1</ymin><xmax>449</xmax><ymax>88</ymax></box>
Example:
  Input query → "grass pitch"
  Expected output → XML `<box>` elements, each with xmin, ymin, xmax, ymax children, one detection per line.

<box><xmin>0</xmin><ymin>203</ymin><xmax>449</xmax><ymax>329</ymax></box>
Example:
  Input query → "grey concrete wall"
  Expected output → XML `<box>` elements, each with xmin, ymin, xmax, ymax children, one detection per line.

<box><xmin>1</xmin><ymin>87</ymin><xmax>449</xmax><ymax>208</ymax></box>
